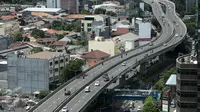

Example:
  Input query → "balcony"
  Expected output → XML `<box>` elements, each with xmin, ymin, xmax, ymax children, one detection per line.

<box><xmin>176</xmin><ymin>95</ymin><xmax>197</xmax><ymax>103</ymax></box>
<box><xmin>176</xmin><ymin>106</ymin><xmax>197</xmax><ymax>112</ymax></box>
<box><xmin>177</xmin><ymin>74</ymin><xmax>197</xmax><ymax>80</ymax></box>
<box><xmin>176</xmin><ymin>84</ymin><xmax>197</xmax><ymax>91</ymax></box>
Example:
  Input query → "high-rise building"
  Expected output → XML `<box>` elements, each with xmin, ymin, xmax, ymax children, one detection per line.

<box><xmin>176</xmin><ymin>0</ymin><xmax>200</xmax><ymax>112</ymax></box>
<box><xmin>60</xmin><ymin>0</ymin><xmax>79</xmax><ymax>13</ymax></box>
<box><xmin>47</xmin><ymin>0</ymin><xmax>61</xmax><ymax>8</ymax></box>
<box><xmin>185</xmin><ymin>0</ymin><xmax>196</xmax><ymax>12</ymax></box>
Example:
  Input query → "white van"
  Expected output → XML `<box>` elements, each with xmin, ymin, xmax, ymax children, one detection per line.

<box><xmin>85</xmin><ymin>86</ymin><xmax>90</xmax><ymax>92</ymax></box>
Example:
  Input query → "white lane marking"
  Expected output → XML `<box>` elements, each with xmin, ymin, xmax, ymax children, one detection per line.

<box><xmin>48</xmin><ymin>105</ymin><xmax>52</xmax><ymax>108</ymax></box>
<box><xmin>82</xmin><ymin>96</ymin><xmax>85</xmax><ymax>98</ymax></box>
<box><xmin>53</xmin><ymin>101</ymin><xmax>56</xmax><ymax>103</ymax></box>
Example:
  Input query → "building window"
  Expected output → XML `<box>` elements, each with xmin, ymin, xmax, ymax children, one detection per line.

<box><xmin>177</xmin><ymin>68</ymin><xmax>197</xmax><ymax>75</ymax></box>
<box><xmin>177</xmin><ymin>101</ymin><xmax>197</xmax><ymax>108</ymax></box>
<box><xmin>60</xmin><ymin>59</ymin><xmax>64</xmax><ymax>63</ymax></box>
<box><xmin>88</xmin><ymin>28</ymin><xmax>91</xmax><ymax>32</ymax></box>
<box><xmin>61</xmin><ymin>67</ymin><xmax>63</xmax><ymax>70</ymax></box>
<box><xmin>87</xmin><ymin>23</ymin><xmax>91</xmax><ymax>27</ymax></box>
<box><xmin>55</xmin><ymin>68</ymin><xmax>58</xmax><ymax>72</ymax></box>
<box><xmin>55</xmin><ymin>61</ymin><xmax>58</xmax><ymax>64</ymax></box>
<box><xmin>50</xmin><ymin>62</ymin><xmax>52</xmax><ymax>66</ymax></box>
<box><xmin>181</xmin><ymin>81</ymin><xmax>197</xmax><ymax>86</ymax></box>
<box><xmin>180</xmin><ymin>92</ymin><xmax>197</xmax><ymax>97</ymax></box>
<box><xmin>66</xmin><ymin>58</ymin><xmax>68</xmax><ymax>62</ymax></box>
<box><xmin>50</xmin><ymin>70</ymin><xmax>52</xmax><ymax>73</ymax></box>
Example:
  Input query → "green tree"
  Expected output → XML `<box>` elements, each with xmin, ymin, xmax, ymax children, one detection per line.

<box><xmin>31</xmin><ymin>47</ymin><xmax>43</xmax><ymax>53</ymax></box>
<box><xmin>12</xmin><ymin>31</ymin><xmax>23</xmax><ymax>42</ymax></box>
<box><xmin>31</xmin><ymin>29</ymin><xmax>45</xmax><ymax>39</ymax></box>
<box><xmin>59</xmin><ymin>59</ymin><xmax>85</xmax><ymax>83</ymax></box>
<box><xmin>76</xmin><ymin>38</ymin><xmax>88</xmax><ymax>46</ymax></box>
<box><xmin>142</xmin><ymin>101</ymin><xmax>157</xmax><ymax>112</ymax></box>
<box><xmin>106</xmin><ymin>11</ymin><xmax>117</xmax><ymax>17</ymax></box>
<box><xmin>81</xmin><ymin>9</ymin><xmax>89</xmax><ymax>14</ymax></box>
<box><xmin>94</xmin><ymin>8</ymin><xmax>106</xmax><ymax>14</ymax></box>
<box><xmin>56</xmin><ymin>34</ymin><xmax>65</xmax><ymax>40</ymax></box>
<box><xmin>38</xmin><ymin>90</ymin><xmax>50</xmax><ymax>99</ymax></box>
<box><xmin>52</xmin><ymin>20</ymin><xmax>63</xmax><ymax>30</ymax></box>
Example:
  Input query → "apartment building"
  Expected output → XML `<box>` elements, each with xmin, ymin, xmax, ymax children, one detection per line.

<box><xmin>7</xmin><ymin>51</ymin><xmax>69</xmax><ymax>93</ymax></box>
<box><xmin>176</xmin><ymin>55</ymin><xmax>199</xmax><ymax>112</ymax></box>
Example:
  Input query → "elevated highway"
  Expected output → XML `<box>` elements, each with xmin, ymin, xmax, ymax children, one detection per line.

<box><xmin>29</xmin><ymin>0</ymin><xmax>187</xmax><ymax>112</ymax></box>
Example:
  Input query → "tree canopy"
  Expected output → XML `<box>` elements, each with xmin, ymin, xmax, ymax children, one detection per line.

<box><xmin>31</xmin><ymin>29</ymin><xmax>45</xmax><ymax>39</ymax></box>
<box><xmin>94</xmin><ymin>8</ymin><xmax>106</xmax><ymax>14</ymax></box>
<box><xmin>142</xmin><ymin>96</ymin><xmax>157</xmax><ymax>112</ymax></box>
<box><xmin>106</xmin><ymin>11</ymin><xmax>117</xmax><ymax>17</ymax></box>
<box><xmin>59</xmin><ymin>59</ymin><xmax>85</xmax><ymax>83</ymax></box>
<box><xmin>51</xmin><ymin>20</ymin><xmax>81</xmax><ymax>32</ymax></box>
<box><xmin>142</xmin><ymin>101</ymin><xmax>157</xmax><ymax>112</ymax></box>
<box><xmin>12</xmin><ymin>31</ymin><xmax>23</xmax><ymax>42</ymax></box>
<box><xmin>38</xmin><ymin>90</ymin><xmax>50</xmax><ymax>99</ymax></box>
<box><xmin>81</xmin><ymin>9</ymin><xmax>89</xmax><ymax>14</ymax></box>
<box><xmin>31</xmin><ymin>47</ymin><xmax>43</xmax><ymax>53</ymax></box>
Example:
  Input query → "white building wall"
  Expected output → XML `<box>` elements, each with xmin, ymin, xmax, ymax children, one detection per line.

<box><xmin>139</xmin><ymin>22</ymin><xmax>151</xmax><ymax>39</ymax></box>
<box><xmin>89</xmin><ymin>40</ymin><xmax>116</xmax><ymax>56</ymax></box>
<box><xmin>139</xmin><ymin>2</ymin><xmax>144</xmax><ymax>11</ymax></box>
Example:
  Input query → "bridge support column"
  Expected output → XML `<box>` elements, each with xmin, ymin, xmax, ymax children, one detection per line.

<box><xmin>139</xmin><ymin>62</ymin><xmax>146</xmax><ymax>75</ymax></box>
<box><xmin>159</xmin><ymin>54</ymin><xmax>165</xmax><ymax>63</ymax></box>
<box><xmin>119</xmin><ymin>74</ymin><xmax>126</xmax><ymax>88</ymax></box>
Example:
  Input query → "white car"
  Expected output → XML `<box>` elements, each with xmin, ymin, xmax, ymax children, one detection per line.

<box><xmin>137</xmin><ymin>106</ymin><xmax>141</xmax><ymax>110</ymax></box>
<box><xmin>61</xmin><ymin>107</ymin><xmax>68</xmax><ymax>112</ymax></box>
<box><xmin>84</xmin><ymin>86</ymin><xmax>90</xmax><ymax>92</ymax></box>
<box><xmin>122</xmin><ymin>62</ymin><xmax>126</xmax><ymax>66</ymax></box>
<box><xmin>175</xmin><ymin>33</ymin><xmax>179</xmax><ymax>37</ymax></box>
<box><xmin>95</xmin><ymin>81</ymin><xmax>100</xmax><ymax>86</ymax></box>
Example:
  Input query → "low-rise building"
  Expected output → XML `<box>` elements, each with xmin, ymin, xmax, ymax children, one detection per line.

<box><xmin>81</xmin><ymin>50</ymin><xmax>110</xmax><ymax>67</ymax></box>
<box><xmin>7</xmin><ymin>51</ymin><xmax>70</xmax><ymax>93</ymax></box>
<box><xmin>89</xmin><ymin>36</ymin><xmax>117</xmax><ymax>56</ymax></box>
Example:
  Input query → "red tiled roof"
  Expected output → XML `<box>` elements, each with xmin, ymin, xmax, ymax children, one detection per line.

<box><xmin>47</xmin><ymin>29</ymin><xmax>57</xmax><ymax>34</ymax></box>
<box><xmin>8</xmin><ymin>42</ymin><xmax>25</xmax><ymax>49</ymax></box>
<box><xmin>1</xmin><ymin>15</ymin><xmax>16</xmax><ymax>20</ymax></box>
<box><xmin>115</xmin><ymin>28</ymin><xmax>129</xmax><ymax>35</ymax></box>
<box><xmin>37</xmin><ymin>38</ymin><xmax>57</xmax><ymax>42</ymax></box>
<box><xmin>51</xmin><ymin>41</ymin><xmax>67</xmax><ymax>46</ymax></box>
<box><xmin>81</xmin><ymin>50</ymin><xmax>110</xmax><ymax>59</ymax></box>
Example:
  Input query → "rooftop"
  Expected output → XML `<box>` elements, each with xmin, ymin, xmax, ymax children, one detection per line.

<box><xmin>22</xmin><ymin>8</ymin><xmax>63</xmax><ymax>13</ymax></box>
<box><xmin>165</xmin><ymin>74</ymin><xmax>176</xmax><ymax>86</ymax></box>
<box><xmin>81</xmin><ymin>50</ymin><xmax>110</xmax><ymax>59</ymax></box>
<box><xmin>26</xmin><ymin>51</ymin><xmax>64</xmax><ymax>59</ymax></box>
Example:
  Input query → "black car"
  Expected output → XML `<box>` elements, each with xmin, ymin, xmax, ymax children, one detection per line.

<box><xmin>65</xmin><ymin>91</ymin><xmax>71</xmax><ymax>96</ymax></box>
<box><xmin>102</xmin><ymin>73</ymin><xmax>108</xmax><ymax>78</ymax></box>
<box><xmin>104</xmin><ymin>76</ymin><xmax>110</xmax><ymax>82</ymax></box>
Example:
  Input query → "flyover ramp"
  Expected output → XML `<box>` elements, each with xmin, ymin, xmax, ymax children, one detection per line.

<box><xmin>58</xmin><ymin>0</ymin><xmax>187</xmax><ymax>112</ymax></box>
<box><xmin>29</xmin><ymin>0</ymin><xmax>186</xmax><ymax>111</ymax></box>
